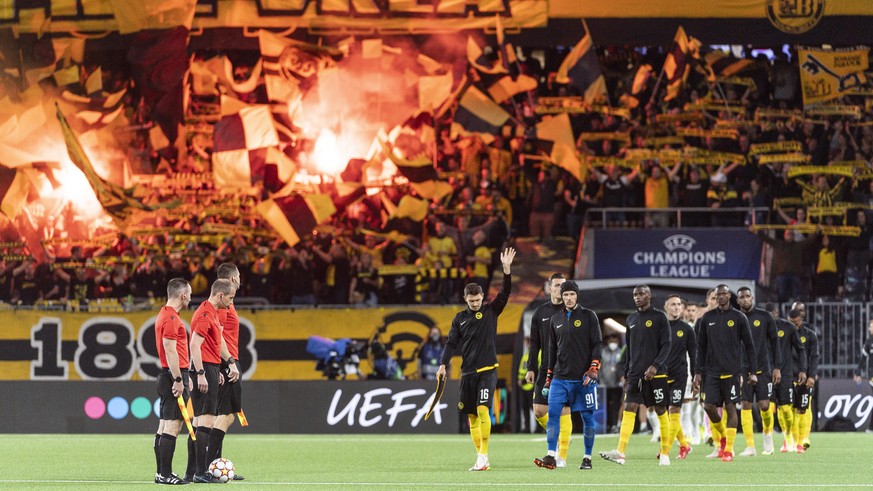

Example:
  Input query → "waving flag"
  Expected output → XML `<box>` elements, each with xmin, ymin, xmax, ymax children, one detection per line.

<box><xmin>259</xmin><ymin>30</ymin><xmax>340</xmax><ymax>103</ymax></box>
<box><xmin>556</xmin><ymin>20</ymin><xmax>607</xmax><ymax>104</ymax></box>
<box><xmin>257</xmin><ymin>194</ymin><xmax>336</xmax><ymax>247</ymax></box>
<box><xmin>663</xmin><ymin>26</ymin><xmax>702</xmax><ymax>102</ymax></box>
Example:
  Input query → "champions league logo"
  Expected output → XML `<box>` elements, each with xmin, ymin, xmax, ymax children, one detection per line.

<box><xmin>632</xmin><ymin>234</ymin><xmax>726</xmax><ymax>278</ymax></box>
<box><xmin>663</xmin><ymin>234</ymin><xmax>696</xmax><ymax>252</ymax></box>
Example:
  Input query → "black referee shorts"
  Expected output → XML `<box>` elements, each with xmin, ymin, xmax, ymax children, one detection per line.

<box><xmin>157</xmin><ymin>369</ymin><xmax>190</xmax><ymax>421</ymax></box>
<box><xmin>217</xmin><ymin>362</ymin><xmax>243</xmax><ymax>415</ymax></box>
<box><xmin>191</xmin><ymin>363</ymin><xmax>220</xmax><ymax>417</ymax></box>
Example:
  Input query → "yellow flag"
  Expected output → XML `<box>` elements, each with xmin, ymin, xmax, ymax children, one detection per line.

<box><xmin>798</xmin><ymin>47</ymin><xmax>868</xmax><ymax>107</ymax></box>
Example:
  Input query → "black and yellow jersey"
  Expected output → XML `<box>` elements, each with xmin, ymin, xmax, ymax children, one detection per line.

<box><xmin>741</xmin><ymin>307</ymin><xmax>782</xmax><ymax>375</ymax></box>
<box><xmin>697</xmin><ymin>306</ymin><xmax>756</xmax><ymax>377</ymax></box>
<box><xmin>624</xmin><ymin>306</ymin><xmax>671</xmax><ymax>379</ymax></box>
<box><xmin>441</xmin><ymin>273</ymin><xmax>511</xmax><ymax>375</ymax></box>
<box><xmin>797</xmin><ymin>324</ymin><xmax>819</xmax><ymax>379</ymax></box>
<box><xmin>773</xmin><ymin>317</ymin><xmax>806</xmax><ymax>377</ymax></box>
<box><xmin>548</xmin><ymin>304</ymin><xmax>602</xmax><ymax>380</ymax></box>
<box><xmin>666</xmin><ymin>319</ymin><xmax>696</xmax><ymax>379</ymax></box>
<box><xmin>527</xmin><ymin>300</ymin><xmax>565</xmax><ymax>374</ymax></box>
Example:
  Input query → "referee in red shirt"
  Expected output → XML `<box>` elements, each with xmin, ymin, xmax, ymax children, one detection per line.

<box><xmin>189</xmin><ymin>279</ymin><xmax>240</xmax><ymax>483</ymax></box>
<box><xmin>152</xmin><ymin>278</ymin><xmax>192</xmax><ymax>485</ymax></box>
<box><xmin>208</xmin><ymin>263</ymin><xmax>246</xmax><ymax>480</ymax></box>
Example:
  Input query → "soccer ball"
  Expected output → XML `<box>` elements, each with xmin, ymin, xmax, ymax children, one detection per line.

<box><xmin>208</xmin><ymin>458</ymin><xmax>235</xmax><ymax>483</ymax></box>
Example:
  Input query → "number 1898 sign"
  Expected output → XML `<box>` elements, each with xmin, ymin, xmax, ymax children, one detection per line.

<box><xmin>28</xmin><ymin>315</ymin><xmax>255</xmax><ymax>381</ymax></box>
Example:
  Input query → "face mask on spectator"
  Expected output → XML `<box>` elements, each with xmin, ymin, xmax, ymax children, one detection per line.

<box><xmin>608</xmin><ymin>342</ymin><xmax>619</xmax><ymax>351</ymax></box>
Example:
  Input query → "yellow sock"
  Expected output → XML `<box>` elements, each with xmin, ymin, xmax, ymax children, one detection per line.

<box><xmin>535</xmin><ymin>414</ymin><xmax>549</xmax><ymax>431</ymax></box>
<box><xmin>761</xmin><ymin>405</ymin><xmax>774</xmax><ymax>434</ymax></box>
<box><xmin>800</xmin><ymin>411</ymin><xmax>812</xmax><ymax>443</ymax></box>
<box><xmin>558</xmin><ymin>413</ymin><xmax>572</xmax><ymax>460</ymax></box>
<box><xmin>741</xmin><ymin>409</ymin><xmax>755</xmax><ymax>448</ymax></box>
<box><xmin>803</xmin><ymin>399</ymin><xmax>813</xmax><ymax>441</ymax></box>
<box><xmin>477</xmin><ymin>406</ymin><xmax>491</xmax><ymax>455</ymax></box>
<box><xmin>617</xmin><ymin>410</ymin><xmax>636</xmax><ymax>454</ymax></box>
<box><xmin>725</xmin><ymin>427</ymin><xmax>737</xmax><ymax>454</ymax></box>
<box><xmin>657</xmin><ymin>411</ymin><xmax>671</xmax><ymax>456</ymax></box>
<box><xmin>468</xmin><ymin>414</ymin><xmax>481</xmax><ymax>453</ymax></box>
<box><xmin>670</xmin><ymin>412</ymin><xmax>688</xmax><ymax>447</ymax></box>
<box><xmin>792</xmin><ymin>411</ymin><xmax>803</xmax><ymax>445</ymax></box>
<box><xmin>778</xmin><ymin>406</ymin><xmax>794</xmax><ymax>442</ymax></box>
<box><xmin>712</xmin><ymin>418</ymin><xmax>727</xmax><ymax>443</ymax></box>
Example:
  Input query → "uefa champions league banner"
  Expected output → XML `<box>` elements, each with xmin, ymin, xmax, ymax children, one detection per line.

<box><xmin>593</xmin><ymin>229</ymin><xmax>762</xmax><ymax>279</ymax></box>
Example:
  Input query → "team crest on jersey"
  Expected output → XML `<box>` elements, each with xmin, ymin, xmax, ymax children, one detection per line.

<box><xmin>475</xmin><ymin>312</ymin><xmax>483</xmax><ymax>320</ymax></box>
<box><xmin>458</xmin><ymin>402</ymin><xmax>464</xmax><ymax>410</ymax></box>
<box><xmin>727</xmin><ymin>320</ymin><xmax>735</xmax><ymax>327</ymax></box>
<box><xmin>677</xmin><ymin>330</ymin><xmax>684</xmax><ymax>338</ymax></box>
<box><xmin>754</xmin><ymin>320</ymin><xmax>760</xmax><ymax>327</ymax></box>
<box><xmin>778</xmin><ymin>330</ymin><xmax>785</xmax><ymax>337</ymax></box>
<box><xmin>801</xmin><ymin>336</ymin><xmax>807</xmax><ymax>343</ymax></box>
<box><xmin>574</xmin><ymin>320</ymin><xmax>582</xmax><ymax>327</ymax></box>
<box><xmin>645</xmin><ymin>320</ymin><xmax>653</xmax><ymax>327</ymax></box>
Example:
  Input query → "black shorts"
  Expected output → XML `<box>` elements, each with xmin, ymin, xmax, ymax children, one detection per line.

<box><xmin>533</xmin><ymin>370</ymin><xmax>549</xmax><ymax>405</ymax></box>
<box><xmin>742</xmin><ymin>372</ymin><xmax>773</xmax><ymax>403</ymax></box>
<box><xmin>217</xmin><ymin>362</ymin><xmax>243</xmax><ymax>415</ymax></box>
<box><xmin>702</xmin><ymin>375</ymin><xmax>741</xmax><ymax>407</ymax></box>
<box><xmin>157</xmin><ymin>369</ymin><xmax>191</xmax><ymax>421</ymax></box>
<box><xmin>793</xmin><ymin>384</ymin><xmax>812</xmax><ymax>410</ymax></box>
<box><xmin>774</xmin><ymin>379</ymin><xmax>794</xmax><ymax>406</ymax></box>
<box><xmin>667</xmin><ymin>375</ymin><xmax>687</xmax><ymax>407</ymax></box>
<box><xmin>624</xmin><ymin>375</ymin><xmax>669</xmax><ymax>407</ymax></box>
<box><xmin>458</xmin><ymin>369</ymin><xmax>498</xmax><ymax>415</ymax></box>
<box><xmin>191</xmin><ymin>363</ymin><xmax>221</xmax><ymax>417</ymax></box>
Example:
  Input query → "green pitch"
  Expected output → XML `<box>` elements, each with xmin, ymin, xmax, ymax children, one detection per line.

<box><xmin>1</xmin><ymin>433</ymin><xmax>872</xmax><ymax>490</ymax></box>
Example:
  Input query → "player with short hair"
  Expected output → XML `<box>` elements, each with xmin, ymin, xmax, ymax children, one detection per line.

<box><xmin>600</xmin><ymin>285</ymin><xmax>672</xmax><ymax>466</ymax></box>
<box><xmin>769</xmin><ymin>305</ymin><xmax>806</xmax><ymax>453</ymax></box>
<box><xmin>437</xmin><ymin>247</ymin><xmax>516</xmax><ymax>471</ymax></box>
<box><xmin>788</xmin><ymin>306</ymin><xmax>819</xmax><ymax>453</ymax></box>
<box><xmin>525</xmin><ymin>273</ymin><xmax>572</xmax><ymax>467</ymax></box>
<box><xmin>693</xmin><ymin>284</ymin><xmax>757</xmax><ymax>462</ymax></box>
<box><xmin>533</xmin><ymin>280</ymin><xmax>602</xmax><ymax>471</ymax></box>
<box><xmin>736</xmin><ymin>287</ymin><xmax>782</xmax><ymax>456</ymax></box>
<box><xmin>208</xmin><ymin>263</ymin><xmax>245</xmax><ymax>480</ymax></box>
<box><xmin>153</xmin><ymin>278</ymin><xmax>193</xmax><ymax>485</ymax></box>
<box><xmin>189</xmin><ymin>279</ymin><xmax>240</xmax><ymax>483</ymax></box>
<box><xmin>663</xmin><ymin>294</ymin><xmax>697</xmax><ymax>460</ymax></box>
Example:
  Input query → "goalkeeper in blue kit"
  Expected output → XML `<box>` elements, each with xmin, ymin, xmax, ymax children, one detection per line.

<box><xmin>534</xmin><ymin>280</ymin><xmax>602</xmax><ymax>471</ymax></box>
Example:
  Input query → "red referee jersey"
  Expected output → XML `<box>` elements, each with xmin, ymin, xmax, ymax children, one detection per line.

<box><xmin>156</xmin><ymin>305</ymin><xmax>189</xmax><ymax>369</ymax></box>
<box><xmin>218</xmin><ymin>305</ymin><xmax>239</xmax><ymax>360</ymax></box>
<box><xmin>191</xmin><ymin>301</ymin><xmax>222</xmax><ymax>364</ymax></box>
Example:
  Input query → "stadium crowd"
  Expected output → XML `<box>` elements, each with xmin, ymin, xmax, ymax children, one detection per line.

<box><xmin>4</xmin><ymin>44</ymin><xmax>873</xmax><ymax>307</ymax></box>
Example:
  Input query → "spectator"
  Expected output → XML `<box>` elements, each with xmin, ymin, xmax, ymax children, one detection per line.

<box><xmin>418</xmin><ymin>326</ymin><xmax>445</xmax><ymax>381</ymax></box>
<box><xmin>528</xmin><ymin>167</ymin><xmax>561</xmax><ymax>241</ymax></box>
<box><xmin>814</xmin><ymin>235</ymin><xmax>841</xmax><ymax>300</ymax></box>
<box><xmin>289</xmin><ymin>247</ymin><xmax>317</xmax><ymax>305</ymax></box>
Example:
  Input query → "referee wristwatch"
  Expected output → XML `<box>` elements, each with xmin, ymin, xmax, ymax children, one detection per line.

<box><xmin>174</xmin><ymin>376</ymin><xmax>182</xmax><ymax>383</ymax></box>
<box><xmin>196</xmin><ymin>369</ymin><xmax>206</xmax><ymax>376</ymax></box>
<box><xmin>226</xmin><ymin>357</ymin><xmax>236</xmax><ymax>366</ymax></box>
